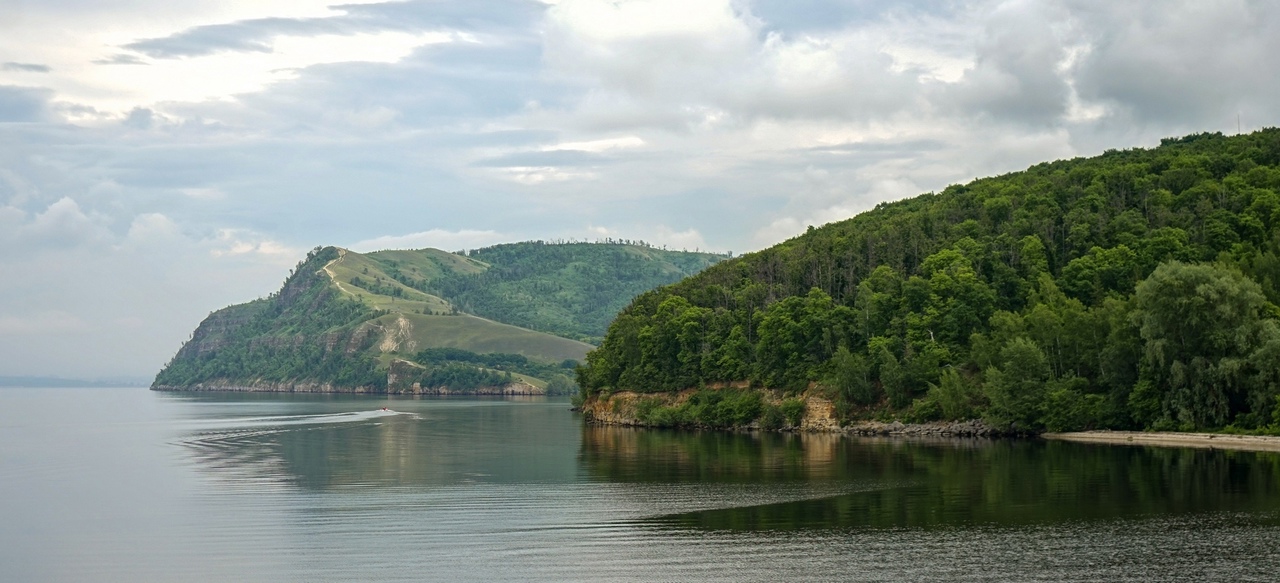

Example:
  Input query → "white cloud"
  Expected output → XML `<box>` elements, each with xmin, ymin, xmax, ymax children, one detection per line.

<box><xmin>494</xmin><ymin>166</ymin><xmax>599</xmax><ymax>184</ymax></box>
<box><xmin>581</xmin><ymin>224</ymin><xmax>709</xmax><ymax>251</ymax></box>
<box><xmin>8</xmin><ymin>197</ymin><xmax>111</xmax><ymax>249</ymax></box>
<box><xmin>0</xmin><ymin>1</ymin><xmax>416</xmax><ymax>113</ymax></box>
<box><xmin>124</xmin><ymin>212</ymin><xmax>182</xmax><ymax>246</ymax></box>
<box><xmin>210</xmin><ymin>229</ymin><xmax>299</xmax><ymax>263</ymax></box>
<box><xmin>348</xmin><ymin>229</ymin><xmax>510</xmax><ymax>253</ymax></box>
<box><xmin>542</xmin><ymin>136</ymin><xmax>644</xmax><ymax>152</ymax></box>
<box><xmin>83</xmin><ymin>31</ymin><xmax>452</xmax><ymax>113</ymax></box>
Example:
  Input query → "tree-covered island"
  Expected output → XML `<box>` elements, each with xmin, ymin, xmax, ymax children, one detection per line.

<box><xmin>576</xmin><ymin>129</ymin><xmax>1280</xmax><ymax>434</ymax></box>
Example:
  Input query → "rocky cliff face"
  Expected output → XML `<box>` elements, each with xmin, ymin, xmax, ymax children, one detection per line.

<box><xmin>172</xmin><ymin>301</ymin><xmax>268</xmax><ymax>359</ymax></box>
<box><xmin>581</xmin><ymin>387</ymin><xmax>1012</xmax><ymax>436</ymax></box>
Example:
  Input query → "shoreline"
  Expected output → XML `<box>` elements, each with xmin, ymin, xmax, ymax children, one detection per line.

<box><xmin>1043</xmin><ymin>430</ymin><xmax>1280</xmax><ymax>453</ymax></box>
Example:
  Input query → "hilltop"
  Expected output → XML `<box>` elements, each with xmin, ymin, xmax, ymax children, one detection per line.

<box><xmin>578</xmin><ymin>129</ymin><xmax>1280</xmax><ymax>434</ymax></box>
<box><xmin>153</xmin><ymin>242</ymin><xmax>726</xmax><ymax>394</ymax></box>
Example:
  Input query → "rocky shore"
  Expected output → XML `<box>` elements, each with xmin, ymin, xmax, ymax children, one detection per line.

<box><xmin>842</xmin><ymin>419</ymin><xmax>1017</xmax><ymax>437</ymax></box>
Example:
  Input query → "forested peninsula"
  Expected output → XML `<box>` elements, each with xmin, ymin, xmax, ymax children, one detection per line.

<box><xmin>152</xmin><ymin>242</ymin><xmax>725</xmax><ymax>394</ymax></box>
<box><xmin>577</xmin><ymin>130</ymin><xmax>1280</xmax><ymax>435</ymax></box>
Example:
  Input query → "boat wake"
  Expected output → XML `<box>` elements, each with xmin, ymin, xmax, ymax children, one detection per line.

<box><xmin>180</xmin><ymin>409</ymin><xmax>406</xmax><ymax>431</ymax></box>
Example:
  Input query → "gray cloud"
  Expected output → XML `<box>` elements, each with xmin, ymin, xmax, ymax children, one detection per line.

<box><xmin>92</xmin><ymin>54</ymin><xmax>148</xmax><ymax>65</ymax></box>
<box><xmin>124</xmin><ymin>18</ymin><xmax>343</xmax><ymax>58</ymax></box>
<box><xmin>471</xmin><ymin>149</ymin><xmax>610</xmax><ymax>168</ymax></box>
<box><xmin>1069</xmin><ymin>1</ymin><xmax>1280</xmax><ymax>128</ymax></box>
<box><xmin>124</xmin><ymin>0</ymin><xmax>547</xmax><ymax>59</ymax></box>
<box><xmin>0</xmin><ymin>86</ymin><xmax>53</xmax><ymax>122</ymax></box>
<box><xmin>939</xmin><ymin>2</ymin><xmax>1072</xmax><ymax>125</ymax></box>
<box><xmin>2</xmin><ymin>62</ymin><xmax>50</xmax><ymax>73</ymax></box>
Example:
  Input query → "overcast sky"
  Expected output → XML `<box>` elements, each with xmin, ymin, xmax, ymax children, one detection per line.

<box><xmin>1</xmin><ymin>0</ymin><xmax>1277</xmax><ymax>380</ymax></box>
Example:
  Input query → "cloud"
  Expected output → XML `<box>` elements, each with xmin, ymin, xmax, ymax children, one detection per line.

<box><xmin>0</xmin><ymin>203</ymin><xmax>300</xmax><ymax>377</ymax></box>
<box><xmin>124</xmin><ymin>213</ymin><xmax>182</xmax><ymax>246</ymax></box>
<box><xmin>940</xmin><ymin>1</ymin><xmax>1073</xmax><ymax>124</ymax></box>
<box><xmin>3</xmin><ymin>0</ymin><xmax>1280</xmax><ymax>380</ymax></box>
<box><xmin>1070</xmin><ymin>1</ymin><xmax>1280</xmax><ymax>128</ymax></box>
<box><xmin>11</xmin><ymin>198</ymin><xmax>111</xmax><ymax>249</ymax></box>
<box><xmin>543</xmin><ymin>136</ymin><xmax>644</xmax><ymax>152</ymax></box>
<box><xmin>2</xmin><ymin>62</ymin><xmax>51</xmax><ymax>73</ymax></box>
<box><xmin>581</xmin><ymin>223</ymin><xmax>710</xmax><ymax>252</ymax></box>
<box><xmin>210</xmin><ymin>229</ymin><xmax>299</xmax><ymax>263</ymax></box>
<box><xmin>93</xmin><ymin>54</ymin><xmax>149</xmax><ymax>65</ymax></box>
<box><xmin>348</xmin><ymin>229</ymin><xmax>510</xmax><ymax>252</ymax></box>
<box><xmin>0</xmin><ymin>85</ymin><xmax>53</xmax><ymax>122</ymax></box>
<box><xmin>123</xmin><ymin>17</ymin><xmax>348</xmax><ymax>58</ymax></box>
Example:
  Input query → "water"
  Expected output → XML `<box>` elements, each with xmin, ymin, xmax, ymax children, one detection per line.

<box><xmin>2</xmin><ymin>387</ymin><xmax>1279</xmax><ymax>582</ymax></box>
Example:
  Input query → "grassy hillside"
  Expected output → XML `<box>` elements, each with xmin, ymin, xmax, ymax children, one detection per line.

<box><xmin>429</xmin><ymin>242</ymin><xmax>728</xmax><ymax>343</ymax></box>
<box><xmin>154</xmin><ymin>242</ymin><xmax>720</xmax><ymax>393</ymax></box>
<box><xmin>579</xmin><ymin>129</ymin><xmax>1280</xmax><ymax>433</ymax></box>
<box><xmin>370</xmin><ymin>312</ymin><xmax>592</xmax><ymax>363</ymax></box>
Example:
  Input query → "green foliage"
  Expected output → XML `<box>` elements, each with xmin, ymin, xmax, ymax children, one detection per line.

<box><xmin>153</xmin><ymin>247</ymin><xmax>386</xmax><ymax>390</ymax></box>
<box><xmin>636</xmin><ymin>389</ymin><xmax>765</xmax><ymax>429</ymax></box>
<box><xmin>984</xmin><ymin>337</ymin><xmax>1050</xmax><ymax>427</ymax></box>
<box><xmin>410</xmin><ymin>347</ymin><xmax>581</xmax><ymax>394</ymax></box>
<box><xmin>427</xmin><ymin>242</ymin><xmax>726</xmax><ymax>343</ymax></box>
<box><xmin>825</xmin><ymin>345</ymin><xmax>877</xmax><ymax>406</ymax></box>
<box><xmin>1130</xmin><ymin>261</ymin><xmax>1280</xmax><ymax>428</ymax></box>
<box><xmin>581</xmin><ymin>129</ymin><xmax>1280</xmax><ymax>431</ymax></box>
<box><xmin>157</xmin><ymin>240</ymin><xmax>716</xmax><ymax>392</ymax></box>
<box><xmin>927</xmin><ymin>368</ymin><xmax>983</xmax><ymax>420</ymax></box>
<box><xmin>1040</xmin><ymin>377</ymin><xmax>1108</xmax><ymax>432</ymax></box>
<box><xmin>779</xmin><ymin>398</ymin><xmax>806</xmax><ymax>426</ymax></box>
<box><xmin>397</xmin><ymin>363</ymin><xmax>512</xmax><ymax>391</ymax></box>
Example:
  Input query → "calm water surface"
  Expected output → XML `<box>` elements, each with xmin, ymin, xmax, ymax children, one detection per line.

<box><xmin>2</xmin><ymin>387</ymin><xmax>1279</xmax><ymax>582</ymax></box>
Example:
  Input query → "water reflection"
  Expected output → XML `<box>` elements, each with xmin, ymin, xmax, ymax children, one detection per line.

<box><xmin>169</xmin><ymin>391</ymin><xmax>1280</xmax><ymax>533</ymax></box>
<box><xmin>168</xmin><ymin>393</ymin><xmax>581</xmax><ymax>488</ymax></box>
<box><xmin>580</xmin><ymin>425</ymin><xmax>1280</xmax><ymax>530</ymax></box>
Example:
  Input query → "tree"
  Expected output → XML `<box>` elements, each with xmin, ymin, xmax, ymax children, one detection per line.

<box><xmin>826</xmin><ymin>345</ymin><xmax>877</xmax><ymax>406</ymax></box>
<box><xmin>984</xmin><ymin>337</ymin><xmax>1050</xmax><ymax>428</ymax></box>
<box><xmin>1131</xmin><ymin>261</ymin><xmax>1280</xmax><ymax>428</ymax></box>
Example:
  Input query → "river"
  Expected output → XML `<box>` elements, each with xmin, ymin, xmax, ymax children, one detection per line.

<box><xmin>2</xmin><ymin>387</ymin><xmax>1277</xmax><ymax>582</ymax></box>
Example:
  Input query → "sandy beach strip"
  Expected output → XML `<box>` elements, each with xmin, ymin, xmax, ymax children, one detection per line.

<box><xmin>1043</xmin><ymin>430</ymin><xmax>1280</xmax><ymax>453</ymax></box>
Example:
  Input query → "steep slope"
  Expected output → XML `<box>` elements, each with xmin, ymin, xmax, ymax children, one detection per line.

<box><xmin>380</xmin><ymin>241</ymin><xmax>728</xmax><ymax>344</ymax></box>
<box><xmin>579</xmin><ymin>129</ymin><xmax>1280</xmax><ymax>433</ymax></box>
<box><xmin>154</xmin><ymin>242</ymin><xmax>724</xmax><ymax>393</ymax></box>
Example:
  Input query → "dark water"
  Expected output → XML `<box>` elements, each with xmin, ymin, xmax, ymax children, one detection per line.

<box><xmin>3</xmin><ymin>388</ymin><xmax>1279</xmax><ymax>582</ymax></box>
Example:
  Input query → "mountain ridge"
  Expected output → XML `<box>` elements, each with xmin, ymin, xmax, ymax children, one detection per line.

<box><xmin>154</xmin><ymin>241</ymin><xmax>726</xmax><ymax>394</ymax></box>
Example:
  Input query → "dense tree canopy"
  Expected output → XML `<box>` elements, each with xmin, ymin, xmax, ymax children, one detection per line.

<box><xmin>579</xmin><ymin>129</ymin><xmax>1280</xmax><ymax>432</ymax></box>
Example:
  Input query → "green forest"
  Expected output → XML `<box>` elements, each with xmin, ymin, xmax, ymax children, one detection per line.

<box><xmin>578</xmin><ymin>130</ymin><xmax>1280</xmax><ymax>433</ymax></box>
<box><xmin>427</xmin><ymin>242</ymin><xmax>728</xmax><ymax>343</ymax></box>
<box><xmin>407</xmin><ymin>347</ymin><xmax>579</xmax><ymax>394</ymax></box>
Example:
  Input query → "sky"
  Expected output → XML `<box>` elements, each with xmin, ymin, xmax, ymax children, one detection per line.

<box><xmin>1</xmin><ymin>0</ymin><xmax>1278</xmax><ymax>380</ymax></box>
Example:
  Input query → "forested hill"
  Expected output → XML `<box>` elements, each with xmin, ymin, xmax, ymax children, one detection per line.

<box><xmin>578</xmin><ymin>129</ymin><xmax>1280</xmax><ymax>433</ymax></box>
<box><xmin>411</xmin><ymin>241</ymin><xmax>728</xmax><ymax>344</ymax></box>
<box><xmin>154</xmin><ymin>242</ymin><xmax>725</xmax><ymax>394</ymax></box>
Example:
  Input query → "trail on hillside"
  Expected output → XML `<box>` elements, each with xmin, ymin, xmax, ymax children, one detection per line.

<box><xmin>321</xmin><ymin>248</ymin><xmax>360</xmax><ymax>298</ymax></box>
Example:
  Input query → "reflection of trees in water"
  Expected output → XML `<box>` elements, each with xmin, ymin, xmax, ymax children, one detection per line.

<box><xmin>580</xmin><ymin>426</ymin><xmax>1280</xmax><ymax>530</ymax></box>
<box><xmin>177</xmin><ymin>398</ymin><xmax>582</xmax><ymax>489</ymax></box>
<box><xmin>179</xmin><ymin>415</ymin><xmax>436</xmax><ymax>489</ymax></box>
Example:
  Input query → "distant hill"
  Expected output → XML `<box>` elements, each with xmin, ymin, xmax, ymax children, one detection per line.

<box><xmin>153</xmin><ymin>242</ymin><xmax>726</xmax><ymax>394</ymax></box>
<box><xmin>578</xmin><ymin>129</ymin><xmax>1280</xmax><ymax>434</ymax></box>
